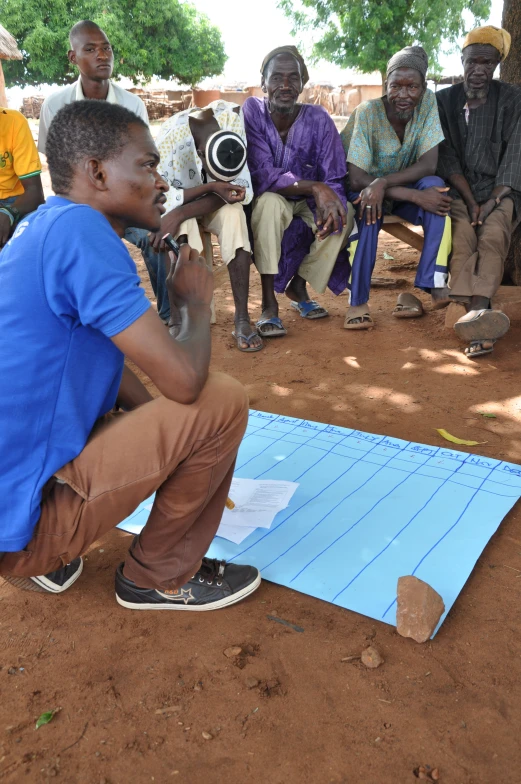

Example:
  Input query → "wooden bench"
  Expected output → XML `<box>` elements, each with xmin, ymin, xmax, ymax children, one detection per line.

<box><xmin>200</xmin><ymin>217</ymin><xmax>424</xmax><ymax>326</ymax></box>
<box><xmin>381</xmin><ymin>215</ymin><xmax>424</xmax><ymax>252</ymax></box>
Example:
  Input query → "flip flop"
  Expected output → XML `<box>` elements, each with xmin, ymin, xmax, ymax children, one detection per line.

<box><xmin>454</xmin><ymin>309</ymin><xmax>510</xmax><ymax>343</ymax></box>
<box><xmin>464</xmin><ymin>339</ymin><xmax>496</xmax><ymax>358</ymax></box>
<box><xmin>344</xmin><ymin>312</ymin><xmax>374</xmax><ymax>330</ymax></box>
<box><xmin>255</xmin><ymin>317</ymin><xmax>287</xmax><ymax>338</ymax></box>
<box><xmin>290</xmin><ymin>300</ymin><xmax>329</xmax><ymax>319</ymax></box>
<box><xmin>231</xmin><ymin>331</ymin><xmax>264</xmax><ymax>353</ymax></box>
<box><xmin>392</xmin><ymin>293</ymin><xmax>424</xmax><ymax>319</ymax></box>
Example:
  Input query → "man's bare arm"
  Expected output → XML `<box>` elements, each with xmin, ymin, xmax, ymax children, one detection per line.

<box><xmin>116</xmin><ymin>365</ymin><xmax>153</xmax><ymax>411</ymax></box>
<box><xmin>12</xmin><ymin>175</ymin><xmax>45</xmax><ymax>217</ymax></box>
<box><xmin>349</xmin><ymin>148</ymin><xmax>438</xmax><ymax>193</ymax></box>
<box><xmin>112</xmin><ymin>245</ymin><xmax>213</xmax><ymax>405</ymax></box>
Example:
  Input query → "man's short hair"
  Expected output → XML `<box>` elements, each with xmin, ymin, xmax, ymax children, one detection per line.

<box><xmin>46</xmin><ymin>100</ymin><xmax>148</xmax><ymax>194</ymax></box>
<box><xmin>69</xmin><ymin>20</ymin><xmax>105</xmax><ymax>48</ymax></box>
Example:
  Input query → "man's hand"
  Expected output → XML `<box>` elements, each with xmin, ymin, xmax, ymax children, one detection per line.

<box><xmin>166</xmin><ymin>243</ymin><xmax>214</xmax><ymax>314</ymax></box>
<box><xmin>356</xmin><ymin>178</ymin><xmax>387</xmax><ymax>225</ymax></box>
<box><xmin>476</xmin><ymin>199</ymin><xmax>496</xmax><ymax>226</ymax></box>
<box><xmin>311</xmin><ymin>183</ymin><xmax>347</xmax><ymax>239</ymax></box>
<box><xmin>466</xmin><ymin>200</ymin><xmax>480</xmax><ymax>226</ymax></box>
<box><xmin>415</xmin><ymin>186</ymin><xmax>452</xmax><ymax>216</ymax></box>
<box><xmin>149</xmin><ymin>209</ymin><xmax>185</xmax><ymax>253</ymax></box>
<box><xmin>0</xmin><ymin>212</ymin><xmax>11</xmax><ymax>247</ymax></box>
<box><xmin>211</xmin><ymin>182</ymin><xmax>246</xmax><ymax>204</ymax></box>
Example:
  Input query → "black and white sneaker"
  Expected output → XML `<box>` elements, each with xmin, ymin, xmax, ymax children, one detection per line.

<box><xmin>115</xmin><ymin>557</ymin><xmax>261</xmax><ymax>611</ymax></box>
<box><xmin>2</xmin><ymin>557</ymin><xmax>84</xmax><ymax>594</ymax></box>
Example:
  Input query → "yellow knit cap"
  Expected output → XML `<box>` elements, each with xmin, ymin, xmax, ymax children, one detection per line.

<box><xmin>462</xmin><ymin>25</ymin><xmax>512</xmax><ymax>61</ymax></box>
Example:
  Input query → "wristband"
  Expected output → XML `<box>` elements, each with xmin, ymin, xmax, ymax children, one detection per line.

<box><xmin>0</xmin><ymin>207</ymin><xmax>14</xmax><ymax>226</ymax></box>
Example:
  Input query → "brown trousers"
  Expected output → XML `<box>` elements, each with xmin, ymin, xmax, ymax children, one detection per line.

<box><xmin>449</xmin><ymin>197</ymin><xmax>514</xmax><ymax>299</ymax></box>
<box><xmin>0</xmin><ymin>373</ymin><xmax>248</xmax><ymax>591</ymax></box>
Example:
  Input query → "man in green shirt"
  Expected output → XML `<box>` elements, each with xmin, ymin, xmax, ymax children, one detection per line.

<box><xmin>341</xmin><ymin>46</ymin><xmax>452</xmax><ymax>329</ymax></box>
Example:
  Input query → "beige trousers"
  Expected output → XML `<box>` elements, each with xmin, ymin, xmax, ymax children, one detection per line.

<box><xmin>178</xmin><ymin>203</ymin><xmax>251</xmax><ymax>265</ymax></box>
<box><xmin>251</xmin><ymin>192</ymin><xmax>354</xmax><ymax>294</ymax></box>
<box><xmin>449</xmin><ymin>197</ymin><xmax>515</xmax><ymax>299</ymax></box>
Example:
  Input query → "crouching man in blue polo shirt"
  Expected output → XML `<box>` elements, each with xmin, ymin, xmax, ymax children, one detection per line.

<box><xmin>0</xmin><ymin>100</ymin><xmax>260</xmax><ymax>610</ymax></box>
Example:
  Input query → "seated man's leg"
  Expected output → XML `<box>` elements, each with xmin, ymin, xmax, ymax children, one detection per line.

<box><xmin>202</xmin><ymin>203</ymin><xmax>262</xmax><ymax>352</ymax></box>
<box><xmin>453</xmin><ymin>198</ymin><xmax>514</xmax><ymax>356</ymax></box>
<box><xmin>0</xmin><ymin>374</ymin><xmax>260</xmax><ymax>608</ymax></box>
<box><xmin>251</xmin><ymin>192</ymin><xmax>295</xmax><ymax>336</ymax></box>
<box><xmin>289</xmin><ymin>200</ymin><xmax>354</xmax><ymax>318</ymax></box>
<box><xmin>447</xmin><ymin>198</ymin><xmax>479</xmax><ymax>301</ymax></box>
<box><xmin>342</xmin><ymin>205</ymin><xmax>382</xmax><ymax>328</ymax></box>
<box><xmin>392</xmin><ymin>176</ymin><xmax>451</xmax><ymax>315</ymax></box>
<box><xmin>124</xmin><ymin>228</ymin><xmax>170</xmax><ymax>323</ymax></box>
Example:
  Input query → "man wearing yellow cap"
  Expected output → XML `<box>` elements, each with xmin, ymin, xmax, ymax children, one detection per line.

<box><xmin>436</xmin><ymin>26</ymin><xmax>521</xmax><ymax>358</ymax></box>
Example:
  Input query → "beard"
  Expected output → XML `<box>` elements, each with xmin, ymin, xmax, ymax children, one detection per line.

<box><xmin>464</xmin><ymin>83</ymin><xmax>490</xmax><ymax>100</ymax></box>
<box><xmin>269</xmin><ymin>100</ymin><xmax>296</xmax><ymax>115</ymax></box>
<box><xmin>395</xmin><ymin>108</ymin><xmax>414</xmax><ymax>121</ymax></box>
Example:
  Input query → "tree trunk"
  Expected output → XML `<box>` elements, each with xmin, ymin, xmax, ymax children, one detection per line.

<box><xmin>0</xmin><ymin>64</ymin><xmax>7</xmax><ymax>108</ymax></box>
<box><xmin>502</xmin><ymin>0</ymin><xmax>521</xmax><ymax>284</ymax></box>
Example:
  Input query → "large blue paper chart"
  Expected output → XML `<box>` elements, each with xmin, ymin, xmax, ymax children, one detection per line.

<box><xmin>118</xmin><ymin>410</ymin><xmax>521</xmax><ymax>634</ymax></box>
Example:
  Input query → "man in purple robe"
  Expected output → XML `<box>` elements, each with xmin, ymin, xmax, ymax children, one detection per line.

<box><xmin>242</xmin><ymin>46</ymin><xmax>354</xmax><ymax>337</ymax></box>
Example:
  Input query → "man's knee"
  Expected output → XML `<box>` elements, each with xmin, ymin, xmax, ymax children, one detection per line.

<box><xmin>416</xmin><ymin>175</ymin><xmax>446</xmax><ymax>190</ymax></box>
<box><xmin>199</xmin><ymin>372</ymin><xmax>249</xmax><ymax>427</ymax></box>
<box><xmin>253</xmin><ymin>192</ymin><xmax>288</xmax><ymax>219</ymax></box>
<box><xmin>217</xmin><ymin>203</ymin><xmax>248</xmax><ymax>231</ymax></box>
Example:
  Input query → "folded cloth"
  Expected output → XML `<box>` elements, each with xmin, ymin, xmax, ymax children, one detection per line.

<box><xmin>462</xmin><ymin>25</ymin><xmax>511</xmax><ymax>61</ymax></box>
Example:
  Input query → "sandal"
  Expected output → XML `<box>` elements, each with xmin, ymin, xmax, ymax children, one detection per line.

<box><xmin>392</xmin><ymin>292</ymin><xmax>424</xmax><ymax>319</ymax></box>
<box><xmin>465</xmin><ymin>339</ymin><xmax>496</xmax><ymax>358</ymax></box>
<box><xmin>290</xmin><ymin>300</ymin><xmax>329</xmax><ymax>319</ymax></box>
<box><xmin>255</xmin><ymin>317</ymin><xmax>287</xmax><ymax>338</ymax></box>
<box><xmin>454</xmin><ymin>309</ymin><xmax>510</xmax><ymax>343</ymax></box>
<box><xmin>344</xmin><ymin>311</ymin><xmax>374</xmax><ymax>330</ymax></box>
<box><xmin>231</xmin><ymin>330</ymin><xmax>264</xmax><ymax>353</ymax></box>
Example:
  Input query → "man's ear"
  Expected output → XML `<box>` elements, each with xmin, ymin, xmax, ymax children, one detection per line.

<box><xmin>261</xmin><ymin>75</ymin><xmax>267</xmax><ymax>93</ymax></box>
<box><xmin>68</xmin><ymin>49</ymin><xmax>77</xmax><ymax>66</ymax></box>
<box><xmin>84</xmin><ymin>158</ymin><xmax>109</xmax><ymax>191</ymax></box>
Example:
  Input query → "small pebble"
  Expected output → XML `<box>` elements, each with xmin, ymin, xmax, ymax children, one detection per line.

<box><xmin>245</xmin><ymin>677</ymin><xmax>259</xmax><ymax>689</ymax></box>
<box><xmin>223</xmin><ymin>646</ymin><xmax>242</xmax><ymax>658</ymax></box>
<box><xmin>201</xmin><ymin>731</ymin><xmax>213</xmax><ymax>741</ymax></box>
<box><xmin>361</xmin><ymin>645</ymin><xmax>384</xmax><ymax>669</ymax></box>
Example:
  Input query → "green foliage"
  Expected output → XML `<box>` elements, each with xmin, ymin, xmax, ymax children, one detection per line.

<box><xmin>279</xmin><ymin>0</ymin><xmax>491</xmax><ymax>79</ymax></box>
<box><xmin>0</xmin><ymin>0</ymin><xmax>226</xmax><ymax>87</ymax></box>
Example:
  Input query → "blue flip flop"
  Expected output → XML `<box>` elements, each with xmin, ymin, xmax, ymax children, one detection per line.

<box><xmin>290</xmin><ymin>300</ymin><xmax>329</xmax><ymax>319</ymax></box>
<box><xmin>231</xmin><ymin>330</ymin><xmax>264</xmax><ymax>353</ymax></box>
<box><xmin>255</xmin><ymin>317</ymin><xmax>287</xmax><ymax>337</ymax></box>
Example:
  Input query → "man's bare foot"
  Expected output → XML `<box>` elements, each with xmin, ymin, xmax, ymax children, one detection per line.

<box><xmin>256</xmin><ymin>307</ymin><xmax>287</xmax><ymax>337</ymax></box>
<box><xmin>465</xmin><ymin>339</ymin><xmax>495</xmax><ymax>357</ymax></box>
<box><xmin>233</xmin><ymin>318</ymin><xmax>263</xmax><ymax>351</ymax></box>
<box><xmin>285</xmin><ymin>274</ymin><xmax>309</xmax><ymax>304</ymax></box>
<box><xmin>344</xmin><ymin>303</ymin><xmax>373</xmax><ymax>329</ymax></box>
<box><xmin>431</xmin><ymin>286</ymin><xmax>452</xmax><ymax>310</ymax></box>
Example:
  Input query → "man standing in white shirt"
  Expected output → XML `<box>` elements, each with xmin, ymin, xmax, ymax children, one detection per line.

<box><xmin>38</xmin><ymin>20</ymin><xmax>148</xmax><ymax>153</ymax></box>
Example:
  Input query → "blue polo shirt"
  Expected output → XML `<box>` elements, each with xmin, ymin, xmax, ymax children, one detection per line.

<box><xmin>0</xmin><ymin>196</ymin><xmax>150</xmax><ymax>551</ymax></box>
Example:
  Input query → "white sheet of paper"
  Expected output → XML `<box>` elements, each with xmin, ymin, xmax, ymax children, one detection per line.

<box><xmin>215</xmin><ymin>523</ymin><xmax>258</xmax><ymax>545</ymax></box>
<box><xmin>215</xmin><ymin>479</ymin><xmax>299</xmax><ymax>542</ymax></box>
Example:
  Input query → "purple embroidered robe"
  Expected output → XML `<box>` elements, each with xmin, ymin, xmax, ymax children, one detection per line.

<box><xmin>242</xmin><ymin>97</ymin><xmax>351</xmax><ymax>294</ymax></box>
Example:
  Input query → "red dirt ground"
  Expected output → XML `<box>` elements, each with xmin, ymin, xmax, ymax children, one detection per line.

<box><xmin>2</xmin><ymin>192</ymin><xmax>521</xmax><ymax>782</ymax></box>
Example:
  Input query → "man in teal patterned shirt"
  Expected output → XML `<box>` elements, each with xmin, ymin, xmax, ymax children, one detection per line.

<box><xmin>341</xmin><ymin>46</ymin><xmax>452</xmax><ymax>329</ymax></box>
